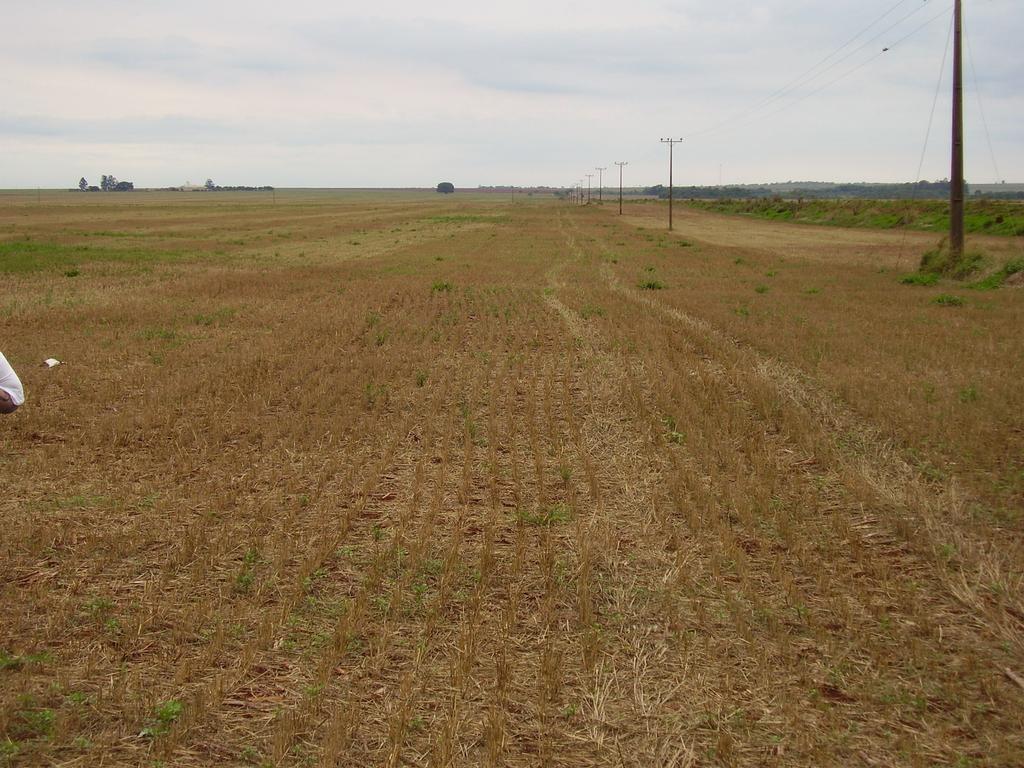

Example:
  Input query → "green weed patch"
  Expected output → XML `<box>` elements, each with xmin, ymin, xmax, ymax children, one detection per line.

<box><xmin>425</xmin><ymin>214</ymin><xmax>508</xmax><ymax>224</ymax></box>
<box><xmin>900</xmin><ymin>273</ymin><xmax>940</xmax><ymax>286</ymax></box>
<box><xmin>686</xmin><ymin>198</ymin><xmax>1024</xmax><ymax>236</ymax></box>
<box><xmin>0</xmin><ymin>240</ymin><xmax>180</xmax><ymax>273</ymax></box>
<box><xmin>970</xmin><ymin>258</ymin><xmax>1024</xmax><ymax>290</ymax></box>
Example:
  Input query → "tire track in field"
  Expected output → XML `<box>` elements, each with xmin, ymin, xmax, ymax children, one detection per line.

<box><xmin>566</xmin><ymin>210</ymin><xmax>1024</xmax><ymax>661</ymax></box>
<box><xmin>543</xmin><ymin>215</ymin><xmax>708</xmax><ymax>764</ymax></box>
<box><xmin>552</xmin><ymin>210</ymin><xmax>1024</xmax><ymax>763</ymax></box>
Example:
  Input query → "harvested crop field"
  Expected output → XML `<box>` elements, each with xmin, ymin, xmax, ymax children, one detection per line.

<box><xmin>2</xmin><ymin>190</ymin><xmax>1023</xmax><ymax>766</ymax></box>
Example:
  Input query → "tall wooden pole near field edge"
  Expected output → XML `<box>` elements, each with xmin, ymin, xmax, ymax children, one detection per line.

<box><xmin>615</xmin><ymin>161</ymin><xmax>628</xmax><ymax>215</ymax></box>
<box><xmin>950</xmin><ymin>0</ymin><xmax>965</xmax><ymax>260</ymax></box>
<box><xmin>660</xmin><ymin>138</ymin><xmax>683</xmax><ymax>230</ymax></box>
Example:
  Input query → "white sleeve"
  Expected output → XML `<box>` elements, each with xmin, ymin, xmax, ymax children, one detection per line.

<box><xmin>0</xmin><ymin>352</ymin><xmax>25</xmax><ymax>406</ymax></box>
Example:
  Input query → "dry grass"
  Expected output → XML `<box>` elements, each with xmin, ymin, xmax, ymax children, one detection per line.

<box><xmin>1</xmin><ymin>191</ymin><xmax>1021</xmax><ymax>766</ymax></box>
<box><xmin>614</xmin><ymin>205</ymin><xmax>1024</xmax><ymax>521</ymax></box>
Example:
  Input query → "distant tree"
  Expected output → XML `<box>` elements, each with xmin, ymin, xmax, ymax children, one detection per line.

<box><xmin>96</xmin><ymin>174</ymin><xmax>134</xmax><ymax>191</ymax></box>
<box><xmin>205</xmin><ymin>178</ymin><xmax>215</xmax><ymax>190</ymax></box>
<box><xmin>436</xmin><ymin>182</ymin><xmax>455</xmax><ymax>194</ymax></box>
<box><xmin>78</xmin><ymin>177</ymin><xmax>88</xmax><ymax>191</ymax></box>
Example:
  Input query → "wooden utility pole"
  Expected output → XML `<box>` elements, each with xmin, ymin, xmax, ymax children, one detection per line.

<box><xmin>950</xmin><ymin>0</ymin><xmax>965</xmax><ymax>260</ymax></box>
<box><xmin>595</xmin><ymin>167</ymin><xmax>606</xmax><ymax>203</ymax></box>
<box><xmin>615</xmin><ymin>161</ymin><xmax>628</xmax><ymax>215</ymax></box>
<box><xmin>660</xmin><ymin>138</ymin><xmax>683</xmax><ymax>230</ymax></box>
<box><xmin>585</xmin><ymin>174</ymin><xmax>593</xmax><ymax>204</ymax></box>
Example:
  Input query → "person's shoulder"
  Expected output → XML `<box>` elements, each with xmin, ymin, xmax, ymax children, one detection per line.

<box><xmin>0</xmin><ymin>352</ymin><xmax>25</xmax><ymax>409</ymax></box>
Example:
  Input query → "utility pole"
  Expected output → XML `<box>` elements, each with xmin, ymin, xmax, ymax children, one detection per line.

<box><xmin>585</xmin><ymin>174</ymin><xmax>593</xmax><ymax>205</ymax></box>
<box><xmin>950</xmin><ymin>0</ymin><xmax>965</xmax><ymax>260</ymax></box>
<box><xmin>660</xmin><ymin>138</ymin><xmax>683</xmax><ymax>230</ymax></box>
<box><xmin>615</xmin><ymin>161</ymin><xmax>628</xmax><ymax>215</ymax></box>
<box><xmin>595</xmin><ymin>167</ymin><xmax>606</xmax><ymax>203</ymax></box>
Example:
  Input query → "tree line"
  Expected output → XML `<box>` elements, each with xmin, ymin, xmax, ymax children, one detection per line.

<box><xmin>200</xmin><ymin>179</ymin><xmax>274</xmax><ymax>192</ymax></box>
<box><xmin>78</xmin><ymin>175</ymin><xmax>134</xmax><ymax>192</ymax></box>
<box><xmin>642</xmin><ymin>180</ymin><xmax>977</xmax><ymax>201</ymax></box>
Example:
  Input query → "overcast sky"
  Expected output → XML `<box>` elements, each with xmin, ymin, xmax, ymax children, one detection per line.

<box><xmin>2</xmin><ymin>0</ymin><xmax>1020</xmax><ymax>188</ymax></box>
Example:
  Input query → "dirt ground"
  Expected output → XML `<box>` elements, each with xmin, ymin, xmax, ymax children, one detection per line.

<box><xmin>1</xmin><ymin>192</ymin><xmax>1022</xmax><ymax>767</ymax></box>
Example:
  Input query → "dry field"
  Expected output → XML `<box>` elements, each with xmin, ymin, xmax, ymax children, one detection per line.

<box><xmin>1</xmin><ymin>191</ymin><xmax>1022</xmax><ymax>767</ymax></box>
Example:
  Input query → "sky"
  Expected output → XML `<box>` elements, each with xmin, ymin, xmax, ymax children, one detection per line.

<box><xmin>2</xmin><ymin>0</ymin><xmax>1021</xmax><ymax>188</ymax></box>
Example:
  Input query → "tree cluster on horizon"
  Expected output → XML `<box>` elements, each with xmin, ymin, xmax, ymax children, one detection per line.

<box><xmin>77</xmin><ymin>175</ymin><xmax>133</xmax><ymax>191</ymax></box>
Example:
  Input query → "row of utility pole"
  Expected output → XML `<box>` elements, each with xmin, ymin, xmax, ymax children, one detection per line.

<box><xmin>567</xmin><ymin>162</ymin><xmax>630</xmax><ymax>215</ymax></box>
<box><xmin>566</xmin><ymin>139</ymin><xmax>679</xmax><ymax>228</ymax></box>
<box><xmin>565</xmin><ymin>1</ymin><xmax>966</xmax><ymax>247</ymax></box>
<box><xmin>567</xmin><ymin>142</ymin><xmax>678</xmax><ymax>229</ymax></box>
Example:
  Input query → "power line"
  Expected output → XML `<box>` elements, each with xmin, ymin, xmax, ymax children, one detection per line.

<box><xmin>779</xmin><ymin>6</ymin><xmax>951</xmax><ymax>109</ymax></box>
<box><xmin>709</xmin><ymin>3</ymin><xmax>954</xmax><ymax>140</ymax></box>
<box><xmin>914</xmin><ymin>10</ymin><xmax>953</xmax><ymax>184</ymax></box>
<box><xmin>686</xmin><ymin>0</ymin><xmax>935</xmax><ymax>140</ymax></box>
<box><xmin>756</xmin><ymin>2</ymin><xmax>930</xmax><ymax>113</ymax></box>
<box><xmin>684</xmin><ymin>0</ymin><xmax>946</xmax><ymax>142</ymax></box>
<box><xmin>780</xmin><ymin>2</ymin><xmax>938</xmax><ymax>98</ymax></box>
<box><xmin>898</xmin><ymin>7</ymin><xmax>953</xmax><ymax>263</ymax></box>
<box><xmin>964</xmin><ymin>5</ymin><xmax>1002</xmax><ymax>183</ymax></box>
<box><xmin>885</xmin><ymin>3</ymin><xmax>955</xmax><ymax>50</ymax></box>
